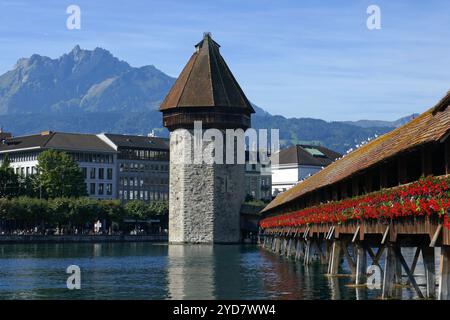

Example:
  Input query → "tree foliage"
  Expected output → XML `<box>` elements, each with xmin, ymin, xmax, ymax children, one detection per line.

<box><xmin>35</xmin><ymin>150</ymin><xmax>87</xmax><ymax>198</ymax></box>
<box><xmin>0</xmin><ymin>155</ymin><xmax>19</xmax><ymax>197</ymax></box>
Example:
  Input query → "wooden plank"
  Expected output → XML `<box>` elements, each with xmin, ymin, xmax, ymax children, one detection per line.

<box><xmin>393</xmin><ymin>245</ymin><xmax>424</xmax><ymax>299</ymax></box>
<box><xmin>381</xmin><ymin>226</ymin><xmax>390</xmax><ymax>245</ymax></box>
<box><xmin>382</xmin><ymin>243</ymin><xmax>397</xmax><ymax>299</ymax></box>
<box><xmin>352</xmin><ymin>225</ymin><xmax>360</xmax><ymax>243</ymax></box>
<box><xmin>328</xmin><ymin>240</ymin><xmax>342</xmax><ymax>275</ymax></box>
<box><xmin>356</xmin><ymin>242</ymin><xmax>367</xmax><ymax>285</ymax></box>
<box><xmin>406</xmin><ymin>247</ymin><xmax>421</xmax><ymax>285</ymax></box>
<box><xmin>327</xmin><ymin>226</ymin><xmax>335</xmax><ymax>240</ymax></box>
<box><xmin>430</xmin><ymin>224</ymin><xmax>442</xmax><ymax>248</ymax></box>
<box><xmin>422</xmin><ymin>246</ymin><xmax>436</xmax><ymax>298</ymax></box>
<box><xmin>394</xmin><ymin>245</ymin><xmax>403</xmax><ymax>284</ymax></box>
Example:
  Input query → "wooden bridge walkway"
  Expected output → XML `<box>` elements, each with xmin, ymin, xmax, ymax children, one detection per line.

<box><xmin>260</xmin><ymin>217</ymin><xmax>450</xmax><ymax>299</ymax></box>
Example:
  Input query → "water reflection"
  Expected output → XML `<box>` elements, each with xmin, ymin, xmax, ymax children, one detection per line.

<box><xmin>0</xmin><ymin>243</ymin><xmax>440</xmax><ymax>300</ymax></box>
<box><xmin>167</xmin><ymin>245</ymin><xmax>215</xmax><ymax>299</ymax></box>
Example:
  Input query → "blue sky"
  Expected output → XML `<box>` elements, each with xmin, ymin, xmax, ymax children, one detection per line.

<box><xmin>0</xmin><ymin>0</ymin><xmax>449</xmax><ymax>121</ymax></box>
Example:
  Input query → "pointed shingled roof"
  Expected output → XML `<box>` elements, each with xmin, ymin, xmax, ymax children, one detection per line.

<box><xmin>160</xmin><ymin>33</ymin><xmax>255</xmax><ymax>113</ymax></box>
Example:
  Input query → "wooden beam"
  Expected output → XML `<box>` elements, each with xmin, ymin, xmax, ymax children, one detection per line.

<box><xmin>406</xmin><ymin>247</ymin><xmax>421</xmax><ymax>286</ymax></box>
<box><xmin>439</xmin><ymin>245</ymin><xmax>450</xmax><ymax>300</ymax></box>
<box><xmin>287</xmin><ymin>238</ymin><xmax>293</xmax><ymax>257</ymax></box>
<box><xmin>421</xmin><ymin>146</ymin><xmax>433</xmax><ymax>177</ymax></box>
<box><xmin>422</xmin><ymin>246</ymin><xmax>436</xmax><ymax>298</ymax></box>
<box><xmin>328</xmin><ymin>240</ymin><xmax>342</xmax><ymax>275</ymax></box>
<box><xmin>304</xmin><ymin>238</ymin><xmax>311</xmax><ymax>265</ymax></box>
<box><xmin>382</xmin><ymin>243</ymin><xmax>397</xmax><ymax>299</ymax></box>
<box><xmin>364</xmin><ymin>173</ymin><xmax>373</xmax><ymax>194</ymax></box>
<box><xmin>393</xmin><ymin>245</ymin><xmax>424</xmax><ymax>299</ymax></box>
<box><xmin>397</xmin><ymin>155</ymin><xmax>408</xmax><ymax>185</ymax></box>
<box><xmin>343</xmin><ymin>245</ymin><xmax>356</xmax><ymax>274</ymax></box>
<box><xmin>352</xmin><ymin>176</ymin><xmax>359</xmax><ymax>197</ymax></box>
<box><xmin>395</xmin><ymin>247</ymin><xmax>403</xmax><ymax>285</ymax></box>
<box><xmin>340</xmin><ymin>182</ymin><xmax>347</xmax><ymax>199</ymax></box>
<box><xmin>380</xmin><ymin>164</ymin><xmax>388</xmax><ymax>188</ymax></box>
<box><xmin>356</xmin><ymin>242</ymin><xmax>367</xmax><ymax>285</ymax></box>
<box><xmin>352</xmin><ymin>226</ymin><xmax>360</xmax><ymax>243</ymax></box>
<box><xmin>381</xmin><ymin>226</ymin><xmax>390</xmax><ymax>245</ymax></box>
<box><xmin>367</xmin><ymin>245</ymin><xmax>385</xmax><ymax>267</ymax></box>
<box><xmin>430</xmin><ymin>224</ymin><xmax>443</xmax><ymax>247</ymax></box>
<box><xmin>331</xmin><ymin>185</ymin><xmax>338</xmax><ymax>201</ymax></box>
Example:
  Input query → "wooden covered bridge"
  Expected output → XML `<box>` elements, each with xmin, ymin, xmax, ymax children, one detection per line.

<box><xmin>259</xmin><ymin>91</ymin><xmax>450</xmax><ymax>299</ymax></box>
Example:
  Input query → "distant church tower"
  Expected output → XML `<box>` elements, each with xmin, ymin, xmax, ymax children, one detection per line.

<box><xmin>160</xmin><ymin>33</ymin><xmax>255</xmax><ymax>243</ymax></box>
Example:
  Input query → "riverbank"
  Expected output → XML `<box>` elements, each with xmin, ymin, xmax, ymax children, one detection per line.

<box><xmin>0</xmin><ymin>234</ymin><xmax>168</xmax><ymax>244</ymax></box>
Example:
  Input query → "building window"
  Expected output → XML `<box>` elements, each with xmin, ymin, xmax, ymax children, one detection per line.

<box><xmin>98</xmin><ymin>183</ymin><xmax>104</xmax><ymax>195</ymax></box>
<box><xmin>106</xmin><ymin>183</ymin><xmax>112</xmax><ymax>195</ymax></box>
<box><xmin>107</xmin><ymin>168</ymin><xmax>113</xmax><ymax>180</ymax></box>
<box><xmin>99</xmin><ymin>168</ymin><xmax>104</xmax><ymax>180</ymax></box>
<box><xmin>82</xmin><ymin>167</ymin><xmax>87</xmax><ymax>179</ymax></box>
<box><xmin>90</xmin><ymin>183</ymin><xmax>96</xmax><ymax>195</ymax></box>
<box><xmin>90</xmin><ymin>168</ymin><xmax>96</xmax><ymax>179</ymax></box>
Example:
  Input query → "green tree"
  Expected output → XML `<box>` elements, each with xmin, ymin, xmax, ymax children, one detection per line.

<box><xmin>124</xmin><ymin>200</ymin><xmax>149</xmax><ymax>220</ymax></box>
<box><xmin>36</xmin><ymin>150</ymin><xmax>87</xmax><ymax>198</ymax></box>
<box><xmin>0</xmin><ymin>155</ymin><xmax>19</xmax><ymax>197</ymax></box>
<box><xmin>147</xmin><ymin>201</ymin><xmax>169</xmax><ymax>217</ymax></box>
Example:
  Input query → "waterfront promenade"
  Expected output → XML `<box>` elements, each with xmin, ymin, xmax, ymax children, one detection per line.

<box><xmin>0</xmin><ymin>234</ymin><xmax>167</xmax><ymax>244</ymax></box>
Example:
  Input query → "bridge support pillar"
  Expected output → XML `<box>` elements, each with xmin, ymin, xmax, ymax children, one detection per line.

<box><xmin>439</xmin><ymin>245</ymin><xmax>450</xmax><ymax>300</ymax></box>
<box><xmin>382</xmin><ymin>242</ymin><xmax>398</xmax><ymax>299</ymax></box>
<box><xmin>281</xmin><ymin>238</ymin><xmax>288</xmax><ymax>256</ymax></box>
<box><xmin>304</xmin><ymin>238</ymin><xmax>311</xmax><ymax>265</ymax></box>
<box><xmin>275</xmin><ymin>237</ymin><xmax>281</xmax><ymax>253</ymax></box>
<box><xmin>422</xmin><ymin>246</ymin><xmax>436</xmax><ymax>298</ymax></box>
<box><xmin>328</xmin><ymin>239</ymin><xmax>342</xmax><ymax>275</ymax></box>
<box><xmin>287</xmin><ymin>238</ymin><xmax>293</xmax><ymax>258</ymax></box>
<box><xmin>355</xmin><ymin>242</ymin><xmax>367</xmax><ymax>285</ymax></box>
<box><xmin>295</xmin><ymin>239</ymin><xmax>304</xmax><ymax>261</ymax></box>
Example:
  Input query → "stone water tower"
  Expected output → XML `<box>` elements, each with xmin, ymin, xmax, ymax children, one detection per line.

<box><xmin>160</xmin><ymin>33</ymin><xmax>255</xmax><ymax>243</ymax></box>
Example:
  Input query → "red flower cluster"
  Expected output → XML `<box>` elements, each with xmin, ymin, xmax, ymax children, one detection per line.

<box><xmin>260</xmin><ymin>176</ymin><xmax>450</xmax><ymax>229</ymax></box>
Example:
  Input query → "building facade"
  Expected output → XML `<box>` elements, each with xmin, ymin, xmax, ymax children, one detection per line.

<box><xmin>0</xmin><ymin>131</ymin><xmax>170</xmax><ymax>203</ymax></box>
<box><xmin>0</xmin><ymin>131</ymin><xmax>117</xmax><ymax>199</ymax></box>
<box><xmin>271</xmin><ymin>144</ymin><xmax>341</xmax><ymax>196</ymax></box>
<box><xmin>245</xmin><ymin>152</ymin><xmax>272</xmax><ymax>202</ymax></box>
<box><xmin>99</xmin><ymin>133</ymin><xmax>169</xmax><ymax>203</ymax></box>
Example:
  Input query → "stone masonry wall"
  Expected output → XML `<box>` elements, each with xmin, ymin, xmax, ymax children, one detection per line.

<box><xmin>169</xmin><ymin>129</ymin><xmax>244</xmax><ymax>243</ymax></box>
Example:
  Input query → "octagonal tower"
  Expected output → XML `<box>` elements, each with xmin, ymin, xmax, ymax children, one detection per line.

<box><xmin>160</xmin><ymin>33</ymin><xmax>255</xmax><ymax>243</ymax></box>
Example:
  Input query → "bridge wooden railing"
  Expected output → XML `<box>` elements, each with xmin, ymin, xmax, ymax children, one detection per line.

<box><xmin>259</xmin><ymin>176</ymin><xmax>450</xmax><ymax>300</ymax></box>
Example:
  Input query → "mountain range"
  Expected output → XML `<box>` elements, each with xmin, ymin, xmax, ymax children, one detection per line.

<box><xmin>0</xmin><ymin>46</ymin><xmax>416</xmax><ymax>153</ymax></box>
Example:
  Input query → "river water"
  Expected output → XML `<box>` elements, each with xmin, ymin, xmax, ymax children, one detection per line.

<box><xmin>0</xmin><ymin>243</ymin><xmax>434</xmax><ymax>300</ymax></box>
